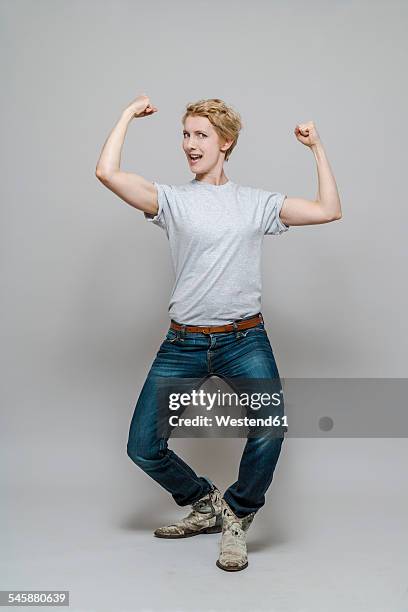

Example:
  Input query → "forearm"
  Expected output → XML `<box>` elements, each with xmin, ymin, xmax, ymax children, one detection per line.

<box><xmin>95</xmin><ymin>109</ymin><xmax>134</xmax><ymax>178</ymax></box>
<box><xmin>311</xmin><ymin>141</ymin><xmax>342</xmax><ymax>219</ymax></box>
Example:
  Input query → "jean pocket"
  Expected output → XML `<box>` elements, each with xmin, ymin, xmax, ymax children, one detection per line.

<box><xmin>165</xmin><ymin>328</ymin><xmax>178</xmax><ymax>343</ymax></box>
<box><xmin>240</xmin><ymin>323</ymin><xmax>267</xmax><ymax>337</ymax></box>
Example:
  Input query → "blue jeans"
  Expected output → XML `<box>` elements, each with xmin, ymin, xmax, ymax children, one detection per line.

<box><xmin>126</xmin><ymin>314</ymin><xmax>285</xmax><ymax>518</ymax></box>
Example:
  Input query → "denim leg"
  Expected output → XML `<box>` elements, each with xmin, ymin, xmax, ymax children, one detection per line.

<box><xmin>213</xmin><ymin>325</ymin><xmax>285</xmax><ymax>518</ymax></box>
<box><xmin>222</xmin><ymin>434</ymin><xmax>284</xmax><ymax>518</ymax></box>
<box><xmin>127</xmin><ymin>333</ymin><xmax>214</xmax><ymax>507</ymax></box>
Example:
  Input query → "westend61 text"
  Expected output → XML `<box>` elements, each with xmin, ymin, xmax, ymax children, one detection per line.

<box><xmin>168</xmin><ymin>415</ymin><xmax>288</xmax><ymax>427</ymax></box>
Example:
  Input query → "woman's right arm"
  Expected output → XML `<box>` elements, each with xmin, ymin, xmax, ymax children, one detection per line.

<box><xmin>95</xmin><ymin>94</ymin><xmax>159</xmax><ymax>215</ymax></box>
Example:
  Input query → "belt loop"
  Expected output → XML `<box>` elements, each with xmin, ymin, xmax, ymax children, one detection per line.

<box><xmin>232</xmin><ymin>320</ymin><xmax>243</xmax><ymax>339</ymax></box>
<box><xmin>259</xmin><ymin>312</ymin><xmax>264</xmax><ymax>324</ymax></box>
<box><xmin>180</xmin><ymin>323</ymin><xmax>186</xmax><ymax>341</ymax></box>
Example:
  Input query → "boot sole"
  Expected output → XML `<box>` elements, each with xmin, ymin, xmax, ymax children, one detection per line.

<box><xmin>154</xmin><ymin>524</ymin><xmax>222</xmax><ymax>538</ymax></box>
<box><xmin>216</xmin><ymin>559</ymin><xmax>248</xmax><ymax>571</ymax></box>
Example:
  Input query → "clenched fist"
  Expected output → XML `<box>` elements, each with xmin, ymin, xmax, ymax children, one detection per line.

<box><xmin>294</xmin><ymin>121</ymin><xmax>320</xmax><ymax>147</ymax></box>
<box><xmin>124</xmin><ymin>93</ymin><xmax>158</xmax><ymax>119</ymax></box>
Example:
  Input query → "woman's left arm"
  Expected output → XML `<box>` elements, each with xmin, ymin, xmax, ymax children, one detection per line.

<box><xmin>279</xmin><ymin>121</ymin><xmax>342</xmax><ymax>226</ymax></box>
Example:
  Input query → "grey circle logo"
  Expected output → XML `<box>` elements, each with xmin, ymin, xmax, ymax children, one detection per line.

<box><xmin>319</xmin><ymin>416</ymin><xmax>334</xmax><ymax>431</ymax></box>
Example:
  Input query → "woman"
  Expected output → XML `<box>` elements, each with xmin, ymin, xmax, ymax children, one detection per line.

<box><xmin>95</xmin><ymin>94</ymin><xmax>342</xmax><ymax>572</ymax></box>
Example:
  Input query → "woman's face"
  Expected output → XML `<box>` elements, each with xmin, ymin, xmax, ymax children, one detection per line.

<box><xmin>182</xmin><ymin>115</ymin><xmax>229</xmax><ymax>173</ymax></box>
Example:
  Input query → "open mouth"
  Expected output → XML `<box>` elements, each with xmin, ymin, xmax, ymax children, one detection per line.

<box><xmin>188</xmin><ymin>154</ymin><xmax>203</xmax><ymax>164</ymax></box>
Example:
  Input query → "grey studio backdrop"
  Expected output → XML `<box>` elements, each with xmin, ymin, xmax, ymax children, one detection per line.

<box><xmin>1</xmin><ymin>1</ymin><xmax>407</xmax><ymax>611</ymax></box>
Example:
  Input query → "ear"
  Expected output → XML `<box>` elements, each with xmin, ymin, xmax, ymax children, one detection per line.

<box><xmin>220</xmin><ymin>138</ymin><xmax>234</xmax><ymax>153</ymax></box>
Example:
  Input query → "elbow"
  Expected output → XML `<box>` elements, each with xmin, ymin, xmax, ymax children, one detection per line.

<box><xmin>319</xmin><ymin>198</ymin><xmax>342</xmax><ymax>222</ymax></box>
<box><xmin>326</xmin><ymin>205</ymin><xmax>342</xmax><ymax>222</ymax></box>
<box><xmin>95</xmin><ymin>167</ymin><xmax>113</xmax><ymax>183</ymax></box>
<box><xmin>95</xmin><ymin>167</ymin><xmax>106</xmax><ymax>181</ymax></box>
<box><xmin>330</xmin><ymin>212</ymin><xmax>342</xmax><ymax>221</ymax></box>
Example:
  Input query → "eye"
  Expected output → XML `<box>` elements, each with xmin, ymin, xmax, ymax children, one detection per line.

<box><xmin>182</xmin><ymin>132</ymin><xmax>207</xmax><ymax>138</ymax></box>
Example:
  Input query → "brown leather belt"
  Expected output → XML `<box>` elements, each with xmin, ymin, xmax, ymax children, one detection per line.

<box><xmin>170</xmin><ymin>312</ymin><xmax>264</xmax><ymax>334</ymax></box>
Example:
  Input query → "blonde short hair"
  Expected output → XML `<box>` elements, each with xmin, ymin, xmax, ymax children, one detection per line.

<box><xmin>182</xmin><ymin>98</ymin><xmax>243</xmax><ymax>162</ymax></box>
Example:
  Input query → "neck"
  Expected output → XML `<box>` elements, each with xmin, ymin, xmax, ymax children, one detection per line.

<box><xmin>194</xmin><ymin>170</ymin><xmax>229</xmax><ymax>186</ymax></box>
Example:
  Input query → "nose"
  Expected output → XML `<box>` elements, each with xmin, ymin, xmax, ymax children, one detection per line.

<box><xmin>185</xmin><ymin>137</ymin><xmax>198</xmax><ymax>149</ymax></box>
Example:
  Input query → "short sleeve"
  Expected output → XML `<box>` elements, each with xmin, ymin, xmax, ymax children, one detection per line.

<box><xmin>261</xmin><ymin>191</ymin><xmax>290</xmax><ymax>235</ymax></box>
<box><xmin>144</xmin><ymin>182</ymin><xmax>171</xmax><ymax>232</ymax></box>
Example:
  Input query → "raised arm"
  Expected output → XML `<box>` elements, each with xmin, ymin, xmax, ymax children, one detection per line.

<box><xmin>95</xmin><ymin>93</ymin><xmax>160</xmax><ymax>215</ymax></box>
<box><xmin>279</xmin><ymin>121</ymin><xmax>342</xmax><ymax>226</ymax></box>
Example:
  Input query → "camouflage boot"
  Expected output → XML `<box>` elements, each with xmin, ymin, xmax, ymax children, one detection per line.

<box><xmin>154</xmin><ymin>485</ymin><xmax>222</xmax><ymax>538</ymax></box>
<box><xmin>216</xmin><ymin>498</ymin><xmax>256</xmax><ymax>571</ymax></box>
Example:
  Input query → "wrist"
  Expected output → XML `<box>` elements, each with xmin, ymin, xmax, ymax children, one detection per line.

<box><xmin>120</xmin><ymin>108</ymin><xmax>136</xmax><ymax>123</ymax></box>
<box><xmin>311</xmin><ymin>140</ymin><xmax>323</xmax><ymax>152</ymax></box>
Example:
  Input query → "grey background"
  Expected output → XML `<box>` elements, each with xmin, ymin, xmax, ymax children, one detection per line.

<box><xmin>1</xmin><ymin>1</ymin><xmax>407</xmax><ymax>611</ymax></box>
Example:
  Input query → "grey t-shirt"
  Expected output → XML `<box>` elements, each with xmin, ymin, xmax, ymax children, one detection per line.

<box><xmin>144</xmin><ymin>178</ymin><xmax>289</xmax><ymax>325</ymax></box>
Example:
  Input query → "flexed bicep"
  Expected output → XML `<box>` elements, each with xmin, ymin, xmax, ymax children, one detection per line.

<box><xmin>96</xmin><ymin>170</ymin><xmax>159</xmax><ymax>215</ymax></box>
